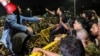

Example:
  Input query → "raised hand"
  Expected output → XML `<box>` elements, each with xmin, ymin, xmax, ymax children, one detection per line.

<box><xmin>45</xmin><ymin>8</ymin><xmax>49</xmax><ymax>12</ymax></box>
<box><xmin>0</xmin><ymin>0</ymin><xmax>8</xmax><ymax>6</ymax></box>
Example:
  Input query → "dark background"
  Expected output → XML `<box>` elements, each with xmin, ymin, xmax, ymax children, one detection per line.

<box><xmin>0</xmin><ymin>0</ymin><xmax>100</xmax><ymax>16</ymax></box>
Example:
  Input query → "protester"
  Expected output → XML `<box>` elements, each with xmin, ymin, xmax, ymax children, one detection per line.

<box><xmin>0</xmin><ymin>0</ymin><xmax>44</xmax><ymax>55</ymax></box>
<box><xmin>73</xmin><ymin>17</ymin><xmax>89</xmax><ymax>47</ymax></box>
<box><xmin>32</xmin><ymin>31</ymin><xmax>85</xmax><ymax>56</ymax></box>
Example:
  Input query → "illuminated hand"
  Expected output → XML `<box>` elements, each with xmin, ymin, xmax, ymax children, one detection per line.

<box><xmin>54</xmin><ymin>36</ymin><xmax>61</xmax><ymax>41</ymax></box>
<box><xmin>0</xmin><ymin>0</ymin><xmax>5</xmax><ymax>2</ymax></box>
<box><xmin>27</xmin><ymin>27</ymin><xmax>33</xmax><ymax>35</ymax></box>
<box><xmin>45</xmin><ymin>8</ymin><xmax>49</xmax><ymax>12</ymax></box>
<box><xmin>32</xmin><ymin>48</ymin><xmax>42</xmax><ymax>53</ymax></box>
<box><xmin>0</xmin><ymin>0</ymin><xmax>8</xmax><ymax>6</ymax></box>
<box><xmin>0</xmin><ymin>0</ymin><xmax>10</xmax><ymax>2</ymax></box>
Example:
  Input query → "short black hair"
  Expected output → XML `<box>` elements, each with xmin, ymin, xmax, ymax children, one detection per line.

<box><xmin>60</xmin><ymin>35</ymin><xmax>85</xmax><ymax>56</ymax></box>
<box><xmin>76</xmin><ymin>17</ymin><xmax>86</xmax><ymax>28</ymax></box>
<box><xmin>87</xmin><ymin>19</ymin><xmax>98</xmax><ymax>31</ymax></box>
<box><xmin>86</xmin><ymin>19</ymin><xmax>98</xmax><ymax>42</ymax></box>
<box><xmin>82</xmin><ymin>10</ymin><xmax>93</xmax><ymax>20</ymax></box>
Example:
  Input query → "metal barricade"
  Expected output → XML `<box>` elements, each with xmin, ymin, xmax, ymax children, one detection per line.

<box><xmin>29</xmin><ymin>40</ymin><xmax>59</xmax><ymax>56</ymax></box>
<box><xmin>30</xmin><ymin>34</ymin><xmax>67</xmax><ymax>56</ymax></box>
<box><xmin>32</xmin><ymin>27</ymin><xmax>55</xmax><ymax>47</ymax></box>
<box><xmin>40</xmin><ymin>27</ymin><xmax>53</xmax><ymax>42</ymax></box>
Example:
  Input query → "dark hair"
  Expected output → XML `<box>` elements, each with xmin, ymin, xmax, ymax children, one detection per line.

<box><xmin>61</xmin><ymin>14</ymin><xmax>70</xmax><ymax>23</ymax></box>
<box><xmin>59</xmin><ymin>6</ymin><xmax>66</xmax><ymax>14</ymax></box>
<box><xmin>67</xmin><ymin>18</ymin><xmax>75</xmax><ymax>28</ymax></box>
<box><xmin>86</xmin><ymin>19</ymin><xmax>98</xmax><ymax>42</ymax></box>
<box><xmin>60</xmin><ymin>35</ymin><xmax>85</xmax><ymax>56</ymax></box>
<box><xmin>82</xmin><ymin>10</ymin><xmax>93</xmax><ymax>20</ymax></box>
<box><xmin>87</xmin><ymin>19</ymin><xmax>98</xmax><ymax>31</ymax></box>
<box><xmin>13</xmin><ymin>7</ymin><xmax>20</xmax><ymax>24</ymax></box>
<box><xmin>76</xmin><ymin>17</ymin><xmax>86</xmax><ymax>28</ymax></box>
<box><xmin>58</xmin><ymin>6</ymin><xmax>68</xmax><ymax>23</ymax></box>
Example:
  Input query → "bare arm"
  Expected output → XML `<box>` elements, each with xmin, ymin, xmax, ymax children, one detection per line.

<box><xmin>21</xmin><ymin>16</ymin><xmax>44</xmax><ymax>22</ymax></box>
<box><xmin>45</xmin><ymin>8</ymin><xmax>55</xmax><ymax>15</ymax></box>
<box><xmin>32</xmin><ymin>48</ymin><xmax>60</xmax><ymax>56</ymax></box>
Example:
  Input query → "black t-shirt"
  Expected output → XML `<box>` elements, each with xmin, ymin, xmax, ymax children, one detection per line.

<box><xmin>61</xmin><ymin>14</ymin><xmax>69</xmax><ymax>23</ymax></box>
<box><xmin>55</xmin><ymin>13</ymin><xmax>69</xmax><ymax>23</ymax></box>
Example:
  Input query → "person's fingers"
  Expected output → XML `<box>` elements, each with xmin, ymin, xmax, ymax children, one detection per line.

<box><xmin>38</xmin><ymin>18</ymin><xmax>44</xmax><ymax>21</ymax></box>
<box><xmin>27</xmin><ymin>27</ymin><xmax>33</xmax><ymax>33</ymax></box>
<box><xmin>45</xmin><ymin>8</ymin><xmax>49</xmax><ymax>11</ymax></box>
<box><xmin>32</xmin><ymin>48</ymin><xmax>40</xmax><ymax>52</ymax></box>
<box><xmin>54</xmin><ymin>37</ymin><xmax>61</xmax><ymax>41</ymax></box>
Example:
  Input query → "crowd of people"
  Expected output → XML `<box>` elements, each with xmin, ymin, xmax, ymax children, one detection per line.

<box><xmin>31</xmin><ymin>7</ymin><xmax>100</xmax><ymax>56</ymax></box>
<box><xmin>0</xmin><ymin>0</ymin><xmax>100</xmax><ymax>56</ymax></box>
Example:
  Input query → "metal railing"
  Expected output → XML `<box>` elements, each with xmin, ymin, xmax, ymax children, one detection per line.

<box><xmin>30</xmin><ymin>34</ymin><xmax>67</xmax><ymax>56</ymax></box>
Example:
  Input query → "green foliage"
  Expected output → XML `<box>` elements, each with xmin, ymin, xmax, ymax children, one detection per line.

<box><xmin>85</xmin><ymin>42</ymin><xmax>100</xmax><ymax>56</ymax></box>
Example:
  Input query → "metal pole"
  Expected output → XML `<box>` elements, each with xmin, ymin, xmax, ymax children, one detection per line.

<box><xmin>27</xmin><ymin>8</ymin><xmax>32</xmax><ymax>17</ymax></box>
<box><xmin>29</xmin><ymin>8</ymin><xmax>32</xmax><ymax>17</ymax></box>
<box><xmin>74</xmin><ymin>0</ymin><xmax>76</xmax><ymax>17</ymax></box>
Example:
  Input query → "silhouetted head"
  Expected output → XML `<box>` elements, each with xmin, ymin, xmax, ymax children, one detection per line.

<box><xmin>60</xmin><ymin>35</ymin><xmax>85</xmax><ymax>56</ymax></box>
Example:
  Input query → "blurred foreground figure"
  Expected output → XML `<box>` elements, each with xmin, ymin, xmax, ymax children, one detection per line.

<box><xmin>31</xmin><ymin>30</ymin><xmax>85</xmax><ymax>56</ymax></box>
<box><xmin>0</xmin><ymin>0</ymin><xmax>44</xmax><ymax>55</ymax></box>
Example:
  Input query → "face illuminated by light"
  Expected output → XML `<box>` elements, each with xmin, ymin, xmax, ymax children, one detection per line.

<box><xmin>73</xmin><ymin>20</ymin><xmax>82</xmax><ymax>30</ymax></box>
<box><xmin>90</xmin><ymin>23</ymin><xmax>98</xmax><ymax>36</ymax></box>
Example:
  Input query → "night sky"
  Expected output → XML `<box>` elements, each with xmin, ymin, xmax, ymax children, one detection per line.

<box><xmin>10</xmin><ymin>0</ymin><xmax>61</xmax><ymax>16</ymax></box>
<box><xmin>0</xmin><ymin>0</ymin><xmax>100</xmax><ymax>16</ymax></box>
